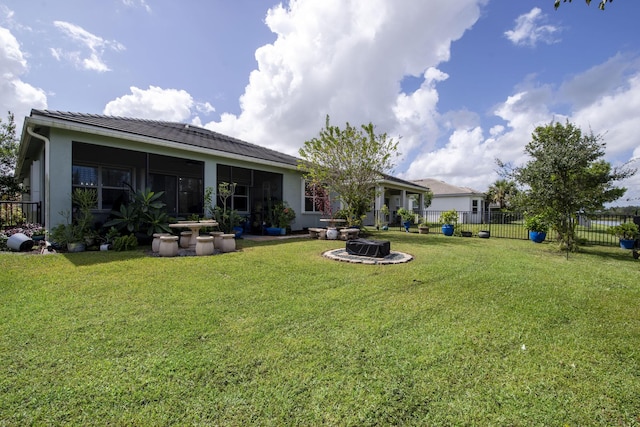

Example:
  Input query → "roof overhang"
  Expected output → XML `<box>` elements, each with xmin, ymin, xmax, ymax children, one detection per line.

<box><xmin>17</xmin><ymin>114</ymin><xmax>302</xmax><ymax>174</ymax></box>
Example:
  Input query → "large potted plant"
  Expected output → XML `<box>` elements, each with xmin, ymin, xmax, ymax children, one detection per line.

<box><xmin>49</xmin><ymin>189</ymin><xmax>97</xmax><ymax>252</ymax></box>
<box><xmin>524</xmin><ymin>214</ymin><xmax>549</xmax><ymax>243</ymax></box>
<box><xmin>418</xmin><ymin>219</ymin><xmax>429</xmax><ymax>234</ymax></box>
<box><xmin>439</xmin><ymin>210</ymin><xmax>458</xmax><ymax>236</ymax></box>
<box><xmin>607</xmin><ymin>222</ymin><xmax>638</xmax><ymax>249</ymax></box>
<box><xmin>271</xmin><ymin>201</ymin><xmax>296</xmax><ymax>235</ymax></box>
<box><xmin>397</xmin><ymin>207</ymin><xmax>414</xmax><ymax>232</ymax></box>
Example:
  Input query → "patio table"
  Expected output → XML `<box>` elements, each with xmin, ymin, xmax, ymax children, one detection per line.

<box><xmin>169</xmin><ymin>221</ymin><xmax>218</xmax><ymax>248</ymax></box>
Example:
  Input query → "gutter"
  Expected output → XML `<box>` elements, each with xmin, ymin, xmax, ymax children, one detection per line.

<box><xmin>26</xmin><ymin>126</ymin><xmax>50</xmax><ymax>228</ymax></box>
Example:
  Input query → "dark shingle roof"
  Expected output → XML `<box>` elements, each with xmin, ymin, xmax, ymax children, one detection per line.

<box><xmin>30</xmin><ymin>109</ymin><xmax>300</xmax><ymax>167</ymax></box>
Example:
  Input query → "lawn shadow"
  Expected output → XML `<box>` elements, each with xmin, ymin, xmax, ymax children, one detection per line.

<box><xmin>57</xmin><ymin>247</ymin><xmax>150</xmax><ymax>266</ymax></box>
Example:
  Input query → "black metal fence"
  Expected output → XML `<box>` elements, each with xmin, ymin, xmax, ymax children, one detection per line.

<box><xmin>0</xmin><ymin>201</ymin><xmax>42</xmax><ymax>228</ymax></box>
<box><xmin>380</xmin><ymin>209</ymin><xmax>638</xmax><ymax>247</ymax></box>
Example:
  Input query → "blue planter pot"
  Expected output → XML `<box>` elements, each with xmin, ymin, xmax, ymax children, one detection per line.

<box><xmin>403</xmin><ymin>220</ymin><xmax>411</xmax><ymax>232</ymax></box>
<box><xmin>529</xmin><ymin>231</ymin><xmax>547</xmax><ymax>243</ymax></box>
<box><xmin>265</xmin><ymin>227</ymin><xmax>283</xmax><ymax>236</ymax></box>
<box><xmin>442</xmin><ymin>224</ymin><xmax>454</xmax><ymax>236</ymax></box>
<box><xmin>619</xmin><ymin>239</ymin><xmax>635</xmax><ymax>249</ymax></box>
<box><xmin>233</xmin><ymin>226</ymin><xmax>243</xmax><ymax>238</ymax></box>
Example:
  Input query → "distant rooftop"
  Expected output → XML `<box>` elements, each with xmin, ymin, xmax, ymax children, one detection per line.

<box><xmin>412</xmin><ymin>178</ymin><xmax>484</xmax><ymax>196</ymax></box>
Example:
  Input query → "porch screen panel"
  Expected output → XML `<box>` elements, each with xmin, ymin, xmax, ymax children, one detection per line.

<box><xmin>179</xmin><ymin>177</ymin><xmax>203</xmax><ymax>216</ymax></box>
<box><xmin>101</xmin><ymin>167</ymin><xmax>131</xmax><ymax>210</ymax></box>
<box><xmin>149</xmin><ymin>174</ymin><xmax>178</xmax><ymax>216</ymax></box>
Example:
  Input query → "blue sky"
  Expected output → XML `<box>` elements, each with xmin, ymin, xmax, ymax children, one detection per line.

<box><xmin>1</xmin><ymin>0</ymin><xmax>640</xmax><ymax>204</ymax></box>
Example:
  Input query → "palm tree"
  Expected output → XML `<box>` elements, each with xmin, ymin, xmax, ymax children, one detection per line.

<box><xmin>487</xmin><ymin>179</ymin><xmax>518</xmax><ymax>210</ymax></box>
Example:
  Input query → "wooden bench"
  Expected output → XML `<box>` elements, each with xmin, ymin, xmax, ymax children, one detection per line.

<box><xmin>308</xmin><ymin>227</ymin><xmax>326</xmax><ymax>239</ymax></box>
<box><xmin>340</xmin><ymin>228</ymin><xmax>360</xmax><ymax>240</ymax></box>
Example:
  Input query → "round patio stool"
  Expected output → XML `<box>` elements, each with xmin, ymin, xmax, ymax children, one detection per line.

<box><xmin>179</xmin><ymin>231</ymin><xmax>192</xmax><ymax>248</ymax></box>
<box><xmin>195</xmin><ymin>235</ymin><xmax>215</xmax><ymax>256</ymax></box>
<box><xmin>220</xmin><ymin>233</ymin><xmax>236</xmax><ymax>253</ymax></box>
<box><xmin>158</xmin><ymin>235</ymin><xmax>179</xmax><ymax>257</ymax></box>
<box><xmin>152</xmin><ymin>233</ymin><xmax>171</xmax><ymax>253</ymax></box>
<box><xmin>210</xmin><ymin>231</ymin><xmax>224</xmax><ymax>249</ymax></box>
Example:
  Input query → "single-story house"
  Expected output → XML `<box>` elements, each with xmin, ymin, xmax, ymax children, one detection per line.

<box><xmin>15</xmin><ymin>109</ymin><xmax>428</xmax><ymax>232</ymax></box>
<box><xmin>411</xmin><ymin>178</ymin><xmax>487</xmax><ymax>224</ymax></box>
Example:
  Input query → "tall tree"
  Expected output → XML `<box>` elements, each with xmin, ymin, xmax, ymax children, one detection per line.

<box><xmin>298</xmin><ymin>115</ymin><xmax>399</xmax><ymax>226</ymax></box>
<box><xmin>486</xmin><ymin>179</ymin><xmax>518</xmax><ymax>210</ymax></box>
<box><xmin>506</xmin><ymin>121</ymin><xmax>634</xmax><ymax>251</ymax></box>
<box><xmin>554</xmin><ymin>0</ymin><xmax>612</xmax><ymax>11</ymax></box>
<box><xmin>0</xmin><ymin>112</ymin><xmax>20</xmax><ymax>201</ymax></box>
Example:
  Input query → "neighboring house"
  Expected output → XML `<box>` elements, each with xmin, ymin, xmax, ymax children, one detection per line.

<box><xmin>15</xmin><ymin>109</ymin><xmax>426</xmax><ymax>232</ymax></box>
<box><xmin>411</xmin><ymin>178</ymin><xmax>487</xmax><ymax>224</ymax></box>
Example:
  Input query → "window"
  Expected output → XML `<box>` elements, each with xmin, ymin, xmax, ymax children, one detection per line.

<box><xmin>304</xmin><ymin>181</ymin><xmax>329</xmax><ymax>214</ymax></box>
<box><xmin>72</xmin><ymin>164</ymin><xmax>130</xmax><ymax>210</ymax></box>
<box><xmin>149</xmin><ymin>173</ymin><xmax>203</xmax><ymax>216</ymax></box>
<box><xmin>232</xmin><ymin>185</ymin><xmax>249</xmax><ymax>213</ymax></box>
<box><xmin>472</xmin><ymin>200</ymin><xmax>478</xmax><ymax>214</ymax></box>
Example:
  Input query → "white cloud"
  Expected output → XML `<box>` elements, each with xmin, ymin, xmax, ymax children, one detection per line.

<box><xmin>0</xmin><ymin>26</ymin><xmax>47</xmax><ymax>131</ymax></box>
<box><xmin>104</xmin><ymin>86</ymin><xmax>195</xmax><ymax>121</ymax></box>
<box><xmin>121</xmin><ymin>0</ymin><xmax>152</xmax><ymax>13</ymax></box>
<box><xmin>400</xmin><ymin>52</ymin><xmax>640</xmax><ymax>197</ymax></box>
<box><xmin>52</xmin><ymin>21</ymin><xmax>125</xmax><ymax>72</ymax></box>
<box><xmin>205</xmin><ymin>0</ymin><xmax>485</xmax><ymax>156</ymax></box>
<box><xmin>392</xmin><ymin>68</ymin><xmax>447</xmax><ymax>155</ymax></box>
<box><xmin>571</xmin><ymin>73</ymin><xmax>640</xmax><ymax>161</ymax></box>
<box><xmin>559</xmin><ymin>53</ymin><xmax>640</xmax><ymax>109</ymax></box>
<box><xmin>504</xmin><ymin>7</ymin><xmax>561</xmax><ymax>47</ymax></box>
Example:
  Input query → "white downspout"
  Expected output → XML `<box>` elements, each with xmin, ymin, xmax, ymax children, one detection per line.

<box><xmin>26</xmin><ymin>127</ymin><xmax>50</xmax><ymax>228</ymax></box>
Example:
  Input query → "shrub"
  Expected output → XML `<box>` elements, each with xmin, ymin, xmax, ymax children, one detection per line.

<box><xmin>607</xmin><ymin>222</ymin><xmax>638</xmax><ymax>240</ymax></box>
<box><xmin>523</xmin><ymin>214</ymin><xmax>549</xmax><ymax>232</ymax></box>
<box><xmin>112</xmin><ymin>234</ymin><xmax>138</xmax><ymax>251</ymax></box>
<box><xmin>439</xmin><ymin>210</ymin><xmax>459</xmax><ymax>225</ymax></box>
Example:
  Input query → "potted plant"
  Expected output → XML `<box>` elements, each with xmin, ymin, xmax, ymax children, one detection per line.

<box><xmin>397</xmin><ymin>207</ymin><xmax>414</xmax><ymax>232</ymax></box>
<box><xmin>273</xmin><ymin>201</ymin><xmax>296</xmax><ymax>235</ymax></box>
<box><xmin>417</xmin><ymin>219</ymin><xmax>429</xmax><ymax>234</ymax></box>
<box><xmin>439</xmin><ymin>210</ymin><xmax>458</xmax><ymax>236</ymax></box>
<box><xmin>478</xmin><ymin>230</ymin><xmax>490</xmax><ymax>238</ymax></box>
<box><xmin>607</xmin><ymin>222</ymin><xmax>639</xmax><ymax>249</ymax></box>
<box><xmin>524</xmin><ymin>213</ymin><xmax>549</xmax><ymax>243</ymax></box>
<box><xmin>376</xmin><ymin>204</ymin><xmax>390</xmax><ymax>231</ymax></box>
<box><xmin>49</xmin><ymin>221</ymin><xmax>84</xmax><ymax>252</ymax></box>
<box><xmin>99</xmin><ymin>227</ymin><xmax>120</xmax><ymax>251</ymax></box>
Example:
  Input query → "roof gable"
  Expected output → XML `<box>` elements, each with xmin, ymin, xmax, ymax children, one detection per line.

<box><xmin>412</xmin><ymin>178</ymin><xmax>484</xmax><ymax>197</ymax></box>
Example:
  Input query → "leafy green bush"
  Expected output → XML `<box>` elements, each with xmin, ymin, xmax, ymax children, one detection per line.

<box><xmin>607</xmin><ymin>222</ymin><xmax>638</xmax><ymax>240</ymax></box>
<box><xmin>104</xmin><ymin>188</ymin><xmax>172</xmax><ymax>236</ymax></box>
<box><xmin>397</xmin><ymin>207</ymin><xmax>414</xmax><ymax>223</ymax></box>
<box><xmin>523</xmin><ymin>214</ymin><xmax>549</xmax><ymax>232</ymax></box>
<box><xmin>439</xmin><ymin>209</ymin><xmax>458</xmax><ymax>225</ymax></box>
<box><xmin>112</xmin><ymin>234</ymin><xmax>138</xmax><ymax>251</ymax></box>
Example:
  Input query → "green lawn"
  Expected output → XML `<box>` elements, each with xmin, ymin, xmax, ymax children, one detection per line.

<box><xmin>1</xmin><ymin>232</ymin><xmax>639</xmax><ymax>425</ymax></box>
